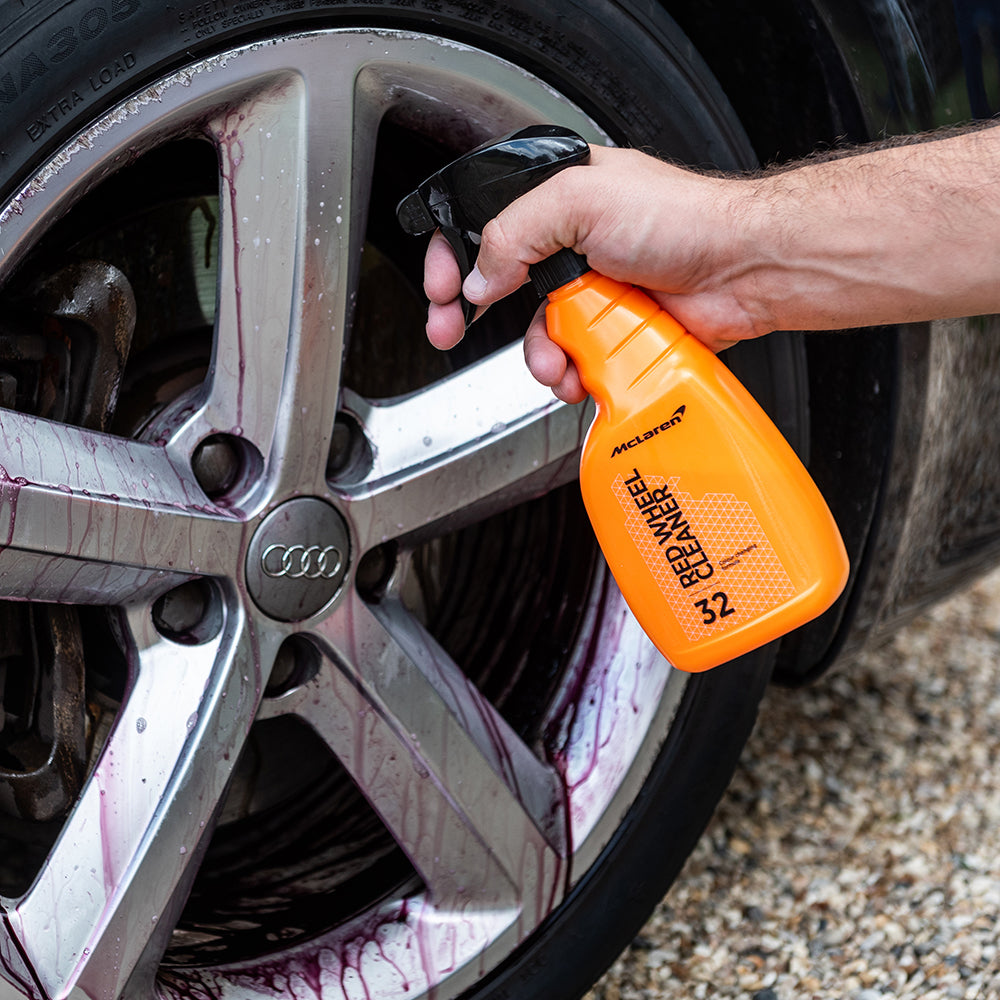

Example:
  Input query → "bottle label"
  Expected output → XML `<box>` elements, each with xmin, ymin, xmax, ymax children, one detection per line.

<box><xmin>614</xmin><ymin>468</ymin><xmax>795</xmax><ymax>641</ymax></box>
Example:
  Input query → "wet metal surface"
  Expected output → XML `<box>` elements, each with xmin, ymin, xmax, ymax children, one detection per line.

<box><xmin>0</xmin><ymin>29</ymin><xmax>686</xmax><ymax>1000</ymax></box>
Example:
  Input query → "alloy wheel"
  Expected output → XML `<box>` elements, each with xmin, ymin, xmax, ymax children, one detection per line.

<box><xmin>0</xmin><ymin>30</ymin><xmax>685</xmax><ymax>999</ymax></box>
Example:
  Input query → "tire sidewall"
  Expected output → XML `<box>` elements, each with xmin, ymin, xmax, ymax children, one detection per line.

<box><xmin>0</xmin><ymin>0</ymin><xmax>754</xmax><ymax>208</ymax></box>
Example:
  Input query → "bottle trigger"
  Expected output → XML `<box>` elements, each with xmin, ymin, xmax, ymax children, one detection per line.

<box><xmin>395</xmin><ymin>124</ymin><xmax>591</xmax><ymax>329</ymax></box>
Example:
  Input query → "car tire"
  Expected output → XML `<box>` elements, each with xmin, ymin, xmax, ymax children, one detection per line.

<box><xmin>0</xmin><ymin>4</ymin><xmax>789</xmax><ymax>999</ymax></box>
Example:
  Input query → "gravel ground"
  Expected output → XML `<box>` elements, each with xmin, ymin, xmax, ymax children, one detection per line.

<box><xmin>587</xmin><ymin>565</ymin><xmax>1000</xmax><ymax>1000</ymax></box>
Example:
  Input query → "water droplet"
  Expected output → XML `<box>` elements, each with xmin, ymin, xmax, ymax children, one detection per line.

<box><xmin>136</xmin><ymin>717</ymin><xmax>147</xmax><ymax>734</ymax></box>
<box><xmin>422</xmin><ymin>436</ymin><xmax>432</xmax><ymax>447</ymax></box>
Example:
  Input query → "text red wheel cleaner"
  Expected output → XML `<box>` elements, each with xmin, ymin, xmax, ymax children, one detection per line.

<box><xmin>398</xmin><ymin>126</ymin><xmax>849</xmax><ymax>672</ymax></box>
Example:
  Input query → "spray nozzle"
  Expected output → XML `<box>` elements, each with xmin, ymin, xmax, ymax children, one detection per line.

<box><xmin>396</xmin><ymin>124</ymin><xmax>592</xmax><ymax>327</ymax></box>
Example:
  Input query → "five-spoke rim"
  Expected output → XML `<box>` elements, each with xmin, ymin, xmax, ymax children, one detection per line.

<box><xmin>0</xmin><ymin>30</ymin><xmax>683</xmax><ymax>1000</ymax></box>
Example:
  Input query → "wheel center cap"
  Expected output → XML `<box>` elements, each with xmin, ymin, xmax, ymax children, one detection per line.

<box><xmin>246</xmin><ymin>498</ymin><xmax>350</xmax><ymax>622</ymax></box>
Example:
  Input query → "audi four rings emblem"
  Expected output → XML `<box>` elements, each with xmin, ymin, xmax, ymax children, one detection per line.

<box><xmin>261</xmin><ymin>544</ymin><xmax>344</xmax><ymax>580</ymax></box>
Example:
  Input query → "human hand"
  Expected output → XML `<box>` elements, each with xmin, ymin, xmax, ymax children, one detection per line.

<box><xmin>423</xmin><ymin>145</ymin><xmax>768</xmax><ymax>403</ymax></box>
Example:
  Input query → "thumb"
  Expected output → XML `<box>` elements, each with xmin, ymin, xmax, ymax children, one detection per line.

<box><xmin>464</xmin><ymin>167</ymin><xmax>587</xmax><ymax>306</ymax></box>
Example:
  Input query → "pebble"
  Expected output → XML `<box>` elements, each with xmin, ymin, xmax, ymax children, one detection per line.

<box><xmin>586</xmin><ymin>566</ymin><xmax>1000</xmax><ymax>1000</ymax></box>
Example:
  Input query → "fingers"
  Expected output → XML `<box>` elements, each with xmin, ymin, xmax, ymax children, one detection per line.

<box><xmin>469</xmin><ymin>171</ymin><xmax>585</xmax><ymax>306</ymax></box>
<box><xmin>423</xmin><ymin>152</ymin><xmax>592</xmax><ymax>352</ymax></box>
<box><xmin>424</xmin><ymin>229</ymin><xmax>462</xmax><ymax>304</ymax></box>
<box><xmin>426</xmin><ymin>298</ymin><xmax>468</xmax><ymax>350</ymax></box>
<box><xmin>523</xmin><ymin>307</ymin><xmax>587</xmax><ymax>404</ymax></box>
<box><xmin>420</xmin><ymin>156</ymin><xmax>595</xmax><ymax>401</ymax></box>
<box><xmin>423</xmin><ymin>222</ymin><xmax>587</xmax><ymax>401</ymax></box>
<box><xmin>424</xmin><ymin>229</ymin><xmax>470</xmax><ymax>349</ymax></box>
<box><xmin>522</xmin><ymin>307</ymin><xmax>564</xmax><ymax>384</ymax></box>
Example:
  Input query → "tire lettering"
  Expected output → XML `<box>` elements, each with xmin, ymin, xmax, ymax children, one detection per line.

<box><xmin>80</xmin><ymin>8</ymin><xmax>110</xmax><ymax>40</ymax></box>
<box><xmin>112</xmin><ymin>0</ymin><xmax>142</xmax><ymax>20</ymax></box>
<box><xmin>88</xmin><ymin>51</ymin><xmax>137</xmax><ymax>92</ymax></box>
<box><xmin>48</xmin><ymin>26</ymin><xmax>79</xmax><ymax>63</ymax></box>
<box><xmin>20</xmin><ymin>53</ymin><xmax>47</xmax><ymax>91</ymax></box>
<box><xmin>25</xmin><ymin>88</ymin><xmax>85</xmax><ymax>141</ymax></box>
<box><xmin>0</xmin><ymin>73</ymin><xmax>17</xmax><ymax>106</ymax></box>
<box><xmin>6</xmin><ymin>1</ymin><xmax>143</xmax><ymax>123</ymax></box>
<box><xmin>26</xmin><ymin>51</ymin><xmax>135</xmax><ymax>141</ymax></box>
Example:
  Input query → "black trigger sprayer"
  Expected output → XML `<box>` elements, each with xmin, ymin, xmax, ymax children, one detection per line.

<box><xmin>396</xmin><ymin>124</ymin><xmax>591</xmax><ymax>326</ymax></box>
<box><xmin>396</xmin><ymin>125</ymin><xmax>848</xmax><ymax>672</ymax></box>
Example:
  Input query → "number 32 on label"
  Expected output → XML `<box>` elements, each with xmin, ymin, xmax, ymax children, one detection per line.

<box><xmin>695</xmin><ymin>591</ymin><xmax>735</xmax><ymax>626</ymax></box>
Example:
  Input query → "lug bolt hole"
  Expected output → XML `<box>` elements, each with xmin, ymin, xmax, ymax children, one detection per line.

<box><xmin>356</xmin><ymin>542</ymin><xmax>398</xmax><ymax>602</ymax></box>
<box><xmin>192</xmin><ymin>434</ymin><xmax>262</xmax><ymax>503</ymax></box>
<box><xmin>326</xmin><ymin>413</ymin><xmax>372</xmax><ymax>484</ymax></box>
<box><xmin>153</xmin><ymin>579</ymin><xmax>223</xmax><ymax>645</ymax></box>
<box><xmin>265</xmin><ymin>635</ymin><xmax>321</xmax><ymax>698</ymax></box>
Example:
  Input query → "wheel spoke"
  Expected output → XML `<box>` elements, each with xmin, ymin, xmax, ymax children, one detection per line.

<box><xmin>342</xmin><ymin>343</ymin><xmax>591</xmax><ymax>547</ymax></box>
<box><xmin>2</xmin><ymin>605</ymin><xmax>272</xmax><ymax>1000</ymax></box>
<box><xmin>270</xmin><ymin>593</ymin><xmax>565</xmax><ymax>919</ymax></box>
<box><xmin>0</xmin><ymin>411</ymin><xmax>239</xmax><ymax>604</ymax></box>
<box><xmin>184</xmin><ymin>54</ymin><xmax>381</xmax><ymax>496</ymax></box>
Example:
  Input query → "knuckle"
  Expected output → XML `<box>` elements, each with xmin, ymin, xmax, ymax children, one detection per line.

<box><xmin>480</xmin><ymin>215</ymin><xmax>513</xmax><ymax>258</ymax></box>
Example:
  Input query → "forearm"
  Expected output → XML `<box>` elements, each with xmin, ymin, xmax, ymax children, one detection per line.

<box><xmin>427</xmin><ymin>123</ymin><xmax>1000</xmax><ymax>397</ymax></box>
<box><xmin>734</xmin><ymin>125</ymin><xmax>1000</xmax><ymax>332</ymax></box>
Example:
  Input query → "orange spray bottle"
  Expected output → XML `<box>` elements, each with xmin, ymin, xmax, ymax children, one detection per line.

<box><xmin>398</xmin><ymin>126</ymin><xmax>849</xmax><ymax>672</ymax></box>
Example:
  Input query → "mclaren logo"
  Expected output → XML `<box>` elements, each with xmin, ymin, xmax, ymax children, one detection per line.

<box><xmin>611</xmin><ymin>405</ymin><xmax>686</xmax><ymax>457</ymax></box>
<box><xmin>262</xmin><ymin>544</ymin><xmax>343</xmax><ymax>580</ymax></box>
